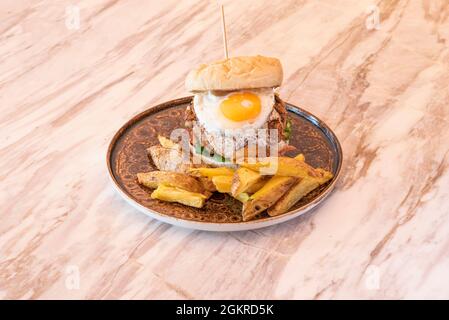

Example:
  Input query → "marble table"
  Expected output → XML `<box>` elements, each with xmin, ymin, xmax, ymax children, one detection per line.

<box><xmin>1</xmin><ymin>0</ymin><xmax>448</xmax><ymax>299</ymax></box>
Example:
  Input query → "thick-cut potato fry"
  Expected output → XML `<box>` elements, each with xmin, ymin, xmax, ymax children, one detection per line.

<box><xmin>268</xmin><ymin>169</ymin><xmax>333</xmax><ymax>216</ymax></box>
<box><xmin>294</xmin><ymin>153</ymin><xmax>305</xmax><ymax>161</ymax></box>
<box><xmin>241</xmin><ymin>157</ymin><xmax>320</xmax><ymax>178</ymax></box>
<box><xmin>212</xmin><ymin>175</ymin><xmax>233</xmax><ymax>193</ymax></box>
<box><xmin>316</xmin><ymin>168</ymin><xmax>333</xmax><ymax>179</ymax></box>
<box><xmin>231</xmin><ymin>167</ymin><xmax>264</xmax><ymax>196</ymax></box>
<box><xmin>189</xmin><ymin>167</ymin><xmax>235</xmax><ymax>178</ymax></box>
<box><xmin>242</xmin><ymin>176</ymin><xmax>297</xmax><ymax>221</ymax></box>
<box><xmin>158</xmin><ymin>135</ymin><xmax>179</xmax><ymax>150</ymax></box>
<box><xmin>148</xmin><ymin>145</ymin><xmax>191</xmax><ymax>173</ymax></box>
<box><xmin>137</xmin><ymin>171</ymin><xmax>205</xmax><ymax>194</ymax></box>
<box><xmin>233</xmin><ymin>192</ymin><xmax>250</xmax><ymax>203</ymax></box>
<box><xmin>245</xmin><ymin>176</ymin><xmax>270</xmax><ymax>194</ymax></box>
<box><xmin>151</xmin><ymin>185</ymin><xmax>207</xmax><ymax>208</ymax></box>
<box><xmin>197</xmin><ymin>176</ymin><xmax>216</xmax><ymax>193</ymax></box>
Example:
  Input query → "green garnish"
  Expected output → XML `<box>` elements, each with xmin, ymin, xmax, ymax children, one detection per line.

<box><xmin>194</xmin><ymin>142</ymin><xmax>229</xmax><ymax>163</ymax></box>
<box><xmin>212</xmin><ymin>153</ymin><xmax>227</xmax><ymax>163</ymax></box>
<box><xmin>195</xmin><ymin>143</ymin><xmax>205</xmax><ymax>155</ymax></box>
<box><xmin>284</xmin><ymin>118</ymin><xmax>292</xmax><ymax>140</ymax></box>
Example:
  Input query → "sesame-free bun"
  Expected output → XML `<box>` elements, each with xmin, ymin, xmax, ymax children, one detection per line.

<box><xmin>185</xmin><ymin>55</ymin><xmax>283</xmax><ymax>92</ymax></box>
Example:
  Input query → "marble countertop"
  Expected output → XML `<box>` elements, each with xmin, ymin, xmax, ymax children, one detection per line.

<box><xmin>1</xmin><ymin>0</ymin><xmax>448</xmax><ymax>299</ymax></box>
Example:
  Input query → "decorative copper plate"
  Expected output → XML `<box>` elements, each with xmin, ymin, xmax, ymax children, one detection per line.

<box><xmin>107</xmin><ymin>97</ymin><xmax>342</xmax><ymax>231</ymax></box>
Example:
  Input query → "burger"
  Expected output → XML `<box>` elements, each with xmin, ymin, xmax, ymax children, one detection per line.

<box><xmin>184</xmin><ymin>55</ymin><xmax>293</xmax><ymax>167</ymax></box>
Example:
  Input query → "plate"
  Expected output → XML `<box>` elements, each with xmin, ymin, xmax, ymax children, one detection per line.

<box><xmin>107</xmin><ymin>97</ymin><xmax>342</xmax><ymax>231</ymax></box>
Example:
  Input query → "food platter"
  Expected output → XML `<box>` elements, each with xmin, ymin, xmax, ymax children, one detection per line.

<box><xmin>107</xmin><ymin>97</ymin><xmax>342</xmax><ymax>231</ymax></box>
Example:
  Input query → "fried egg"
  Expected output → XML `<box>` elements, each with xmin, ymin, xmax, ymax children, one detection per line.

<box><xmin>192</xmin><ymin>88</ymin><xmax>276</xmax><ymax>159</ymax></box>
<box><xmin>193</xmin><ymin>88</ymin><xmax>275</xmax><ymax>133</ymax></box>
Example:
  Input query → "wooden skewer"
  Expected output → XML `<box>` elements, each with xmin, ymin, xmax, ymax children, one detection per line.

<box><xmin>220</xmin><ymin>5</ymin><xmax>229</xmax><ymax>59</ymax></box>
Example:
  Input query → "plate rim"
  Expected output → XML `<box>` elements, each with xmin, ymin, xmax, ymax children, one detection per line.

<box><xmin>106</xmin><ymin>96</ymin><xmax>343</xmax><ymax>231</ymax></box>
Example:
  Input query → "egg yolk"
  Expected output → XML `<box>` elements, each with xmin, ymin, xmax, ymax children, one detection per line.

<box><xmin>220</xmin><ymin>92</ymin><xmax>261</xmax><ymax>122</ymax></box>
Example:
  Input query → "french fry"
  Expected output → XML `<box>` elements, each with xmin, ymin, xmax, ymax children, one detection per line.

<box><xmin>233</xmin><ymin>192</ymin><xmax>250</xmax><ymax>203</ymax></box>
<box><xmin>245</xmin><ymin>176</ymin><xmax>270</xmax><ymax>194</ymax></box>
<box><xmin>151</xmin><ymin>185</ymin><xmax>207</xmax><ymax>208</ymax></box>
<box><xmin>148</xmin><ymin>145</ymin><xmax>191</xmax><ymax>173</ymax></box>
<box><xmin>197</xmin><ymin>176</ymin><xmax>217</xmax><ymax>193</ymax></box>
<box><xmin>268</xmin><ymin>169</ymin><xmax>333</xmax><ymax>216</ymax></box>
<box><xmin>242</xmin><ymin>176</ymin><xmax>297</xmax><ymax>221</ymax></box>
<box><xmin>294</xmin><ymin>153</ymin><xmax>305</xmax><ymax>161</ymax></box>
<box><xmin>241</xmin><ymin>157</ymin><xmax>320</xmax><ymax>178</ymax></box>
<box><xmin>137</xmin><ymin>171</ymin><xmax>205</xmax><ymax>194</ymax></box>
<box><xmin>189</xmin><ymin>167</ymin><xmax>235</xmax><ymax>178</ymax></box>
<box><xmin>212</xmin><ymin>175</ymin><xmax>233</xmax><ymax>193</ymax></box>
<box><xmin>158</xmin><ymin>135</ymin><xmax>179</xmax><ymax>150</ymax></box>
<box><xmin>231</xmin><ymin>167</ymin><xmax>264</xmax><ymax>196</ymax></box>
